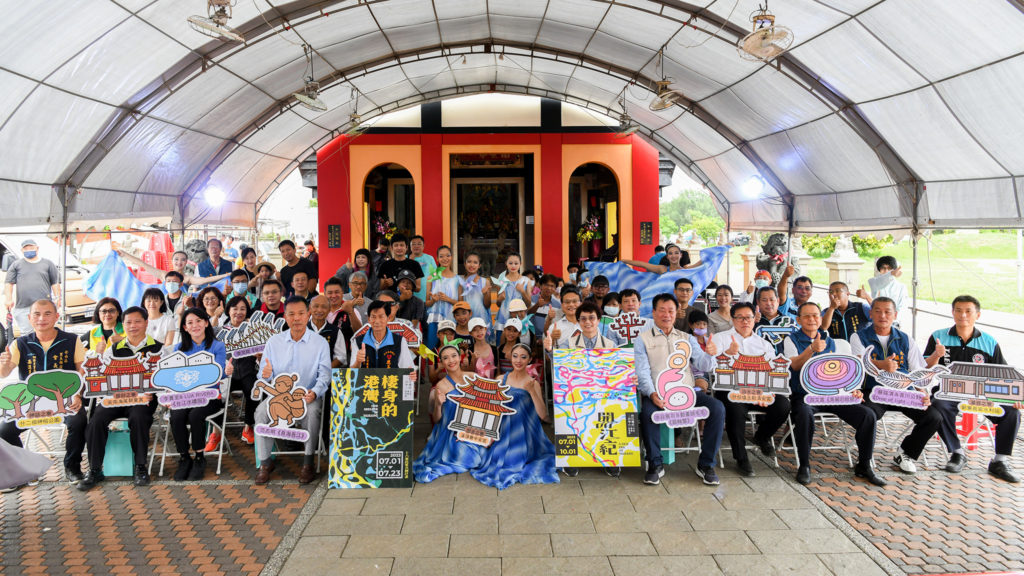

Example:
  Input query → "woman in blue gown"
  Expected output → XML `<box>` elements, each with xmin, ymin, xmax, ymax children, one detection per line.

<box><xmin>458</xmin><ymin>251</ymin><xmax>491</xmax><ymax>330</ymax></box>
<box><xmin>414</xmin><ymin>343</ymin><xmax>558</xmax><ymax>489</ymax></box>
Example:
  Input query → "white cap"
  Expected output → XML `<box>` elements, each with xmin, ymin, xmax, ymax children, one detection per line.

<box><xmin>468</xmin><ymin>317</ymin><xmax>488</xmax><ymax>332</ymax></box>
<box><xmin>437</xmin><ymin>319</ymin><xmax>456</xmax><ymax>332</ymax></box>
<box><xmin>503</xmin><ymin>318</ymin><xmax>523</xmax><ymax>332</ymax></box>
<box><xmin>508</xmin><ymin>298</ymin><xmax>528</xmax><ymax>313</ymax></box>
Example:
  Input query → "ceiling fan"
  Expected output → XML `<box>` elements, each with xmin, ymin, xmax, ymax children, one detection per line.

<box><xmin>345</xmin><ymin>89</ymin><xmax>368</xmax><ymax>137</ymax></box>
<box><xmin>736</xmin><ymin>2</ymin><xmax>794</xmax><ymax>62</ymax></box>
<box><xmin>649</xmin><ymin>50</ymin><xmax>685</xmax><ymax>111</ymax></box>
<box><xmin>293</xmin><ymin>44</ymin><xmax>327</xmax><ymax>112</ymax></box>
<box><xmin>614</xmin><ymin>96</ymin><xmax>639</xmax><ymax>138</ymax></box>
<box><xmin>187</xmin><ymin>0</ymin><xmax>244</xmax><ymax>43</ymax></box>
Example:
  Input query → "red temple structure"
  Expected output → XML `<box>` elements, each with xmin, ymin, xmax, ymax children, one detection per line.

<box><xmin>84</xmin><ymin>353</ymin><xmax>162</xmax><ymax>397</ymax></box>
<box><xmin>447</xmin><ymin>374</ymin><xmax>517</xmax><ymax>441</ymax></box>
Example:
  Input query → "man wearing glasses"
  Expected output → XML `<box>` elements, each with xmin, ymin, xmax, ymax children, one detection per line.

<box><xmin>709</xmin><ymin>302</ymin><xmax>791</xmax><ymax>477</ymax></box>
<box><xmin>672</xmin><ymin>278</ymin><xmax>700</xmax><ymax>333</ymax></box>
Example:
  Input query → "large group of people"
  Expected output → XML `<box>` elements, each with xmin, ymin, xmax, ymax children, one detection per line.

<box><xmin>1</xmin><ymin>234</ymin><xmax>1020</xmax><ymax>495</ymax></box>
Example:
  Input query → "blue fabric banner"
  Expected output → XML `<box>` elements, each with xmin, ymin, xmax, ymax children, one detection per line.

<box><xmin>581</xmin><ymin>245</ymin><xmax>730</xmax><ymax>316</ymax></box>
<box><xmin>84</xmin><ymin>251</ymin><xmax>156</xmax><ymax>309</ymax></box>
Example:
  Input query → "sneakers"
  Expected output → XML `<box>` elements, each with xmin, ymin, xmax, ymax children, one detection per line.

<box><xmin>203</xmin><ymin>429</ymin><xmax>222</xmax><ymax>453</ymax></box>
<box><xmin>854</xmin><ymin>462</ymin><xmax>887</xmax><ymax>486</ymax></box>
<box><xmin>604</xmin><ymin>466</ymin><xmax>622</xmax><ymax>478</ymax></box>
<box><xmin>134</xmin><ymin>465</ymin><xmax>151</xmax><ymax>487</ymax></box>
<box><xmin>77</xmin><ymin>470</ymin><xmax>105</xmax><ymax>491</ymax></box>
<box><xmin>188</xmin><ymin>453</ymin><xmax>206</xmax><ymax>481</ymax></box>
<box><xmin>643</xmin><ymin>465</ymin><xmax>665</xmax><ymax>485</ymax></box>
<box><xmin>241</xmin><ymin>426</ymin><xmax>255</xmax><ymax>445</ymax></box>
<box><xmin>894</xmin><ymin>453</ymin><xmax>917</xmax><ymax>474</ymax></box>
<box><xmin>988</xmin><ymin>460</ymin><xmax>1021</xmax><ymax>483</ymax></box>
<box><xmin>173</xmin><ymin>455</ymin><xmax>193</xmax><ymax>481</ymax></box>
<box><xmin>945</xmin><ymin>452</ymin><xmax>967</xmax><ymax>473</ymax></box>
<box><xmin>696</xmin><ymin>465</ymin><xmax>720</xmax><ymax>486</ymax></box>
<box><xmin>65</xmin><ymin>467</ymin><xmax>84</xmax><ymax>484</ymax></box>
<box><xmin>795</xmin><ymin>466</ymin><xmax>811</xmax><ymax>485</ymax></box>
<box><xmin>736</xmin><ymin>459</ymin><xmax>754</xmax><ymax>477</ymax></box>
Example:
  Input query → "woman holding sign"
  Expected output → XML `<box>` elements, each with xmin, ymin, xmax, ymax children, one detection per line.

<box><xmin>168</xmin><ymin>308</ymin><xmax>227</xmax><ymax>482</ymax></box>
<box><xmin>415</xmin><ymin>343</ymin><xmax>484</xmax><ymax>482</ymax></box>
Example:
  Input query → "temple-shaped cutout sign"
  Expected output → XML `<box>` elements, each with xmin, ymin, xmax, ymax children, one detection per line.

<box><xmin>651</xmin><ymin>339</ymin><xmax>710</xmax><ymax>427</ymax></box>
<box><xmin>0</xmin><ymin>370</ymin><xmax>83</xmax><ymax>429</ymax></box>
<box><xmin>83</xmin><ymin>353</ymin><xmax>161</xmax><ymax>407</ymax></box>
<box><xmin>935</xmin><ymin>362</ymin><xmax>1024</xmax><ymax>418</ymax></box>
<box><xmin>252</xmin><ymin>372</ymin><xmax>310</xmax><ymax>443</ymax></box>
<box><xmin>799</xmin><ymin>353</ymin><xmax>864</xmax><ymax>405</ymax></box>
<box><xmin>712</xmin><ymin>352</ymin><xmax>792</xmax><ymax>404</ymax></box>
<box><xmin>446</xmin><ymin>374</ymin><xmax>517</xmax><ymax>447</ymax></box>
<box><xmin>219</xmin><ymin>311</ymin><xmax>285</xmax><ymax>358</ymax></box>
<box><xmin>353</xmin><ymin>318</ymin><xmax>421</xmax><ymax>350</ymax></box>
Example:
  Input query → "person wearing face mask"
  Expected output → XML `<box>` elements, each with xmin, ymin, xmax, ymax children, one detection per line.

<box><xmin>606</xmin><ymin>289</ymin><xmax>653</xmax><ymax>347</ymax></box>
<box><xmin>856</xmin><ymin>256</ymin><xmax>909</xmax><ymax>318</ymax></box>
<box><xmin>3</xmin><ymin>239</ymin><xmax>60</xmax><ymax>335</ymax></box>
<box><xmin>687</xmin><ymin>310</ymin><xmax>712</xmax><ymax>352</ymax></box>
<box><xmin>163</xmin><ymin>271</ymin><xmax>186</xmax><ymax>315</ymax></box>
<box><xmin>739</xmin><ymin>270</ymin><xmax>773</xmax><ymax>304</ymax></box>
<box><xmin>599</xmin><ymin>292</ymin><xmax>621</xmax><ymax>341</ymax></box>
<box><xmin>229</xmin><ymin>269</ymin><xmax>260</xmax><ymax>309</ymax></box>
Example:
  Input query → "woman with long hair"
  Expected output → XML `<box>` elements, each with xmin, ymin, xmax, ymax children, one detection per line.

<box><xmin>83</xmin><ymin>297</ymin><xmax>124</xmax><ymax>353</ymax></box>
<box><xmin>167</xmin><ymin>308</ymin><xmax>227</xmax><ymax>482</ymax></box>
<box><xmin>142</xmin><ymin>288</ymin><xmax>176</xmax><ymax>348</ymax></box>
<box><xmin>494</xmin><ymin>252</ymin><xmax>532</xmax><ymax>344</ymax></box>
<box><xmin>708</xmin><ymin>284</ymin><xmax>735</xmax><ymax>335</ymax></box>
<box><xmin>424</xmin><ymin>245</ymin><xmax>459</xmax><ymax>351</ymax></box>
<box><xmin>622</xmin><ymin>243</ymin><xmax>702</xmax><ymax>273</ymax></box>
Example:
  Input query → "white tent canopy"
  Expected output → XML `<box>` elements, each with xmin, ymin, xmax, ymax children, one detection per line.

<box><xmin>2</xmin><ymin>0</ymin><xmax>1023</xmax><ymax>232</ymax></box>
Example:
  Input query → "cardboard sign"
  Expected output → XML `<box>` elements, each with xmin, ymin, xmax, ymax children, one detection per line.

<box><xmin>219</xmin><ymin>311</ymin><xmax>285</xmax><ymax>358</ymax></box>
<box><xmin>83</xmin><ymin>353</ymin><xmax>160</xmax><ymax>407</ymax></box>
<box><xmin>329</xmin><ymin>368</ymin><xmax>415</xmax><ymax>489</ymax></box>
<box><xmin>553</xmin><ymin>348</ymin><xmax>640</xmax><ymax>467</ymax></box>
<box><xmin>862</xmin><ymin>346</ymin><xmax>947</xmax><ymax>410</ymax></box>
<box><xmin>352</xmin><ymin>319</ymin><xmax>421</xmax><ymax>350</ymax></box>
<box><xmin>446</xmin><ymin>374</ymin><xmax>518</xmax><ymax>447</ymax></box>
<box><xmin>0</xmin><ymin>370</ymin><xmax>83</xmax><ymax>429</ymax></box>
<box><xmin>755</xmin><ymin>316</ymin><xmax>794</xmax><ymax>347</ymax></box>
<box><xmin>151</xmin><ymin>351</ymin><xmax>224</xmax><ymax>408</ymax></box>
<box><xmin>650</xmin><ymin>339</ymin><xmax>710</xmax><ymax>427</ymax></box>
<box><xmin>935</xmin><ymin>362</ymin><xmax>1024</xmax><ymax>417</ymax></box>
<box><xmin>799</xmin><ymin>353</ymin><xmax>864</xmax><ymax>405</ymax></box>
<box><xmin>712</xmin><ymin>351</ymin><xmax>792</xmax><ymax>404</ymax></box>
<box><xmin>608</xmin><ymin>311</ymin><xmax>647</xmax><ymax>344</ymax></box>
<box><xmin>252</xmin><ymin>372</ymin><xmax>309</xmax><ymax>442</ymax></box>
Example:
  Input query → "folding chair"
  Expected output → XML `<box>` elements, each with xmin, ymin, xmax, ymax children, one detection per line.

<box><xmin>880</xmin><ymin>411</ymin><xmax>948</xmax><ymax>467</ymax></box>
<box><xmin>152</xmin><ymin>379</ymin><xmax>233</xmax><ymax>476</ymax></box>
<box><xmin>718</xmin><ymin>409</ymin><xmax>793</xmax><ymax>468</ymax></box>
<box><xmin>779</xmin><ymin>411</ymin><xmax>855</xmax><ymax>469</ymax></box>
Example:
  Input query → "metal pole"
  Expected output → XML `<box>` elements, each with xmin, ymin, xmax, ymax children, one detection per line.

<box><xmin>1017</xmin><ymin>228</ymin><xmax>1022</xmax><ymax>298</ymax></box>
<box><xmin>911</xmin><ymin>232</ymin><xmax>918</xmax><ymax>339</ymax></box>
<box><xmin>59</xmin><ymin>186</ymin><xmax>69</xmax><ymax>328</ymax></box>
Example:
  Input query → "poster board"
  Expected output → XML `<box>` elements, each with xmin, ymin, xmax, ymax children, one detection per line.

<box><xmin>328</xmin><ymin>368</ymin><xmax>415</xmax><ymax>489</ymax></box>
<box><xmin>0</xmin><ymin>370</ymin><xmax>83</xmax><ymax>429</ymax></box>
<box><xmin>552</xmin><ymin>348</ymin><xmax>640</xmax><ymax>468</ymax></box>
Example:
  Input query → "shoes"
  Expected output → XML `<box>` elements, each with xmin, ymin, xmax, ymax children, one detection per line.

<box><xmin>894</xmin><ymin>453</ymin><xmax>917</xmax><ymax>474</ymax></box>
<box><xmin>796</xmin><ymin>466</ymin><xmax>811</xmax><ymax>485</ymax></box>
<box><xmin>134</xmin><ymin>465</ymin><xmax>151</xmax><ymax>486</ymax></box>
<box><xmin>76</xmin><ymin>470</ymin><xmax>105</xmax><ymax>491</ymax></box>
<box><xmin>561</xmin><ymin>467</ymin><xmax>579</xmax><ymax>478</ymax></box>
<box><xmin>188</xmin><ymin>453</ymin><xmax>206</xmax><ymax>481</ymax></box>
<box><xmin>255</xmin><ymin>460</ymin><xmax>275</xmax><ymax>485</ymax></box>
<box><xmin>736</xmin><ymin>459</ymin><xmax>754</xmax><ymax>477</ymax></box>
<box><xmin>854</xmin><ymin>462</ymin><xmax>887</xmax><ymax>486</ymax></box>
<box><xmin>604</xmin><ymin>466</ymin><xmax>622</xmax><ymax>478</ymax></box>
<box><xmin>203</xmin><ymin>430</ymin><xmax>222</xmax><ymax>453</ymax></box>
<box><xmin>0</xmin><ymin>485</ymin><xmax>18</xmax><ymax>493</ymax></box>
<box><xmin>945</xmin><ymin>452</ymin><xmax>967</xmax><ymax>473</ymax></box>
<box><xmin>65</xmin><ymin>467</ymin><xmax>84</xmax><ymax>484</ymax></box>
<box><xmin>173</xmin><ymin>455</ymin><xmax>193</xmax><ymax>482</ymax></box>
<box><xmin>241</xmin><ymin>426</ymin><xmax>255</xmax><ymax>445</ymax></box>
<box><xmin>298</xmin><ymin>464</ymin><xmax>316</xmax><ymax>484</ymax></box>
<box><xmin>988</xmin><ymin>460</ymin><xmax>1020</xmax><ymax>483</ymax></box>
<box><xmin>696</xmin><ymin>465</ymin><xmax>720</xmax><ymax>486</ymax></box>
<box><xmin>643</xmin><ymin>465</ymin><xmax>665</xmax><ymax>485</ymax></box>
<box><xmin>755</xmin><ymin>436</ymin><xmax>776</xmax><ymax>459</ymax></box>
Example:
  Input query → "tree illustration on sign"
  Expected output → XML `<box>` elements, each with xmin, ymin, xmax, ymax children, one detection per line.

<box><xmin>25</xmin><ymin>370</ymin><xmax>83</xmax><ymax>414</ymax></box>
<box><xmin>0</xmin><ymin>383</ymin><xmax>33</xmax><ymax>419</ymax></box>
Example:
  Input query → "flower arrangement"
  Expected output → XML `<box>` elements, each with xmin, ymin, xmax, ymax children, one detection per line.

<box><xmin>373</xmin><ymin>215</ymin><xmax>396</xmax><ymax>240</ymax></box>
<box><xmin>575</xmin><ymin>215</ymin><xmax>603</xmax><ymax>243</ymax></box>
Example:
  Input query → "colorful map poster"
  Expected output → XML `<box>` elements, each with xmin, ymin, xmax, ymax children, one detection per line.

<box><xmin>552</xmin><ymin>348</ymin><xmax>640</xmax><ymax>468</ymax></box>
<box><xmin>328</xmin><ymin>368</ymin><xmax>415</xmax><ymax>489</ymax></box>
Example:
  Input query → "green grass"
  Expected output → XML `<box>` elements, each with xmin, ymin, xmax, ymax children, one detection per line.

<box><xmin>723</xmin><ymin>232</ymin><xmax>1024</xmax><ymax>315</ymax></box>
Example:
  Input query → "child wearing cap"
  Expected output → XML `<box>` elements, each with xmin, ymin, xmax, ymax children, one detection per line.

<box><xmin>463</xmin><ymin>317</ymin><xmax>498</xmax><ymax>378</ymax></box>
<box><xmin>451</xmin><ymin>300</ymin><xmax>473</xmax><ymax>340</ymax></box>
<box><xmin>496</xmin><ymin>318</ymin><xmax>524</xmax><ymax>374</ymax></box>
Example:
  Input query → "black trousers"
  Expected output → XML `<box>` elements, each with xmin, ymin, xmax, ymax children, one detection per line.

<box><xmin>229</xmin><ymin>373</ymin><xmax>259</xmax><ymax>426</ymax></box>
<box><xmin>791</xmin><ymin>396</ymin><xmax>877</xmax><ymax>468</ymax></box>
<box><xmin>169</xmin><ymin>399</ymin><xmax>224</xmax><ymax>457</ymax></box>
<box><xmin>714</xmin><ymin>391</ymin><xmax>791</xmax><ymax>462</ymax></box>
<box><xmin>934</xmin><ymin>399</ymin><xmax>1020</xmax><ymax>456</ymax></box>
<box><xmin>85</xmin><ymin>398</ymin><xmax>158</xmax><ymax>471</ymax></box>
<box><xmin>320</xmin><ymin>386</ymin><xmax>333</xmax><ymax>450</ymax></box>
<box><xmin>1</xmin><ymin>409</ymin><xmax>87</xmax><ymax>471</ymax></box>
<box><xmin>863</xmin><ymin>394</ymin><xmax>944</xmax><ymax>460</ymax></box>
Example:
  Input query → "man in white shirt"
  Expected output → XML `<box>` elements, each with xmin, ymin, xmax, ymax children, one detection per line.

<box><xmin>709</xmin><ymin>302</ymin><xmax>791</xmax><ymax>476</ymax></box>
<box><xmin>545</xmin><ymin>287</ymin><xmax>582</xmax><ymax>349</ymax></box>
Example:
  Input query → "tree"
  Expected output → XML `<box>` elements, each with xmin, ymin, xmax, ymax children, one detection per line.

<box><xmin>0</xmin><ymin>383</ymin><xmax>34</xmax><ymax>419</ymax></box>
<box><xmin>25</xmin><ymin>371</ymin><xmax>83</xmax><ymax>414</ymax></box>
<box><xmin>692</xmin><ymin>214</ymin><xmax>724</xmax><ymax>244</ymax></box>
<box><xmin>661</xmin><ymin>189</ymin><xmax>726</xmax><ymax>243</ymax></box>
<box><xmin>659</xmin><ymin>215</ymin><xmax>679</xmax><ymax>241</ymax></box>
